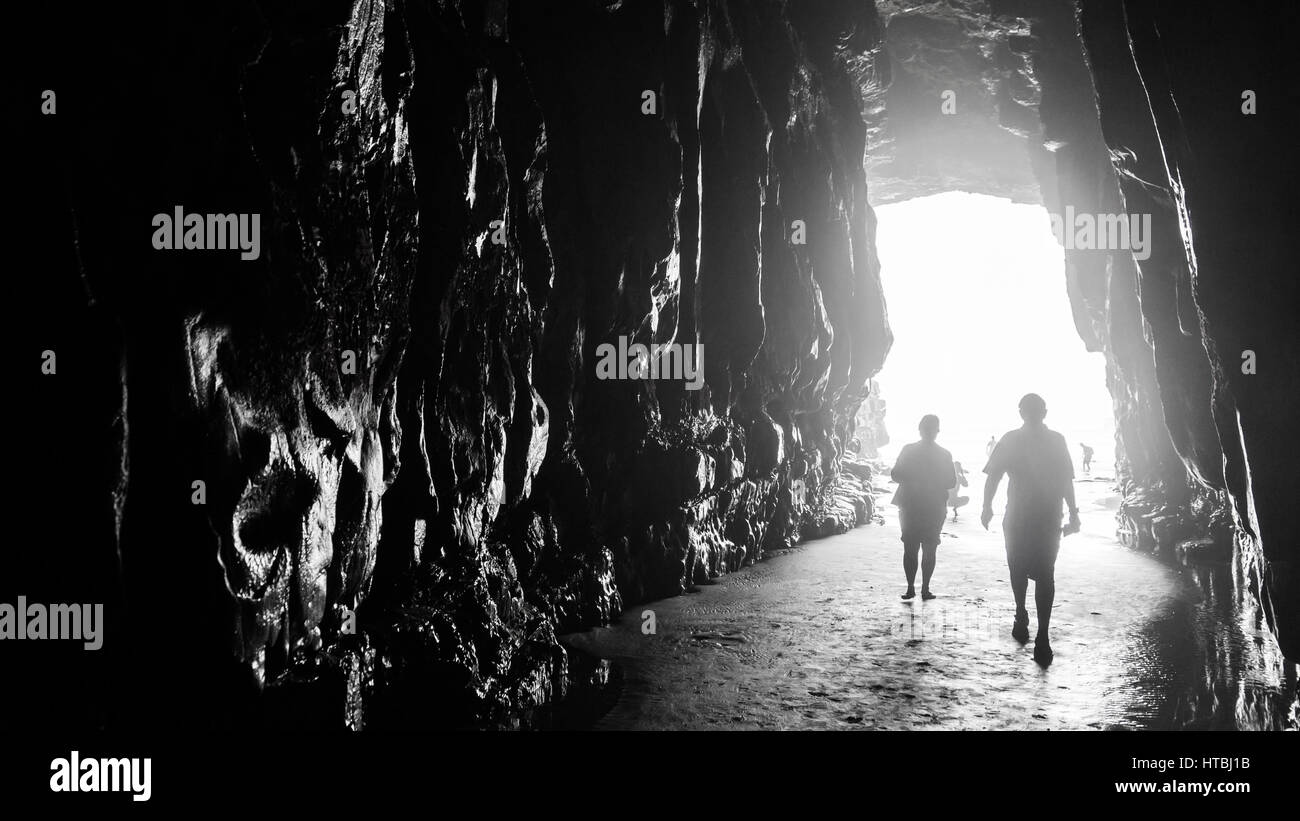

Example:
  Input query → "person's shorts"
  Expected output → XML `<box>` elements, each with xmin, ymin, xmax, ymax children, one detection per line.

<box><xmin>1003</xmin><ymin>518</ymin><xmax>1061</xmax><ymax>581</ymax></box>
<box><xmin>900</xmin><ymin>505</ymin><xmax>945</xmax><ymax>547</ymax></box>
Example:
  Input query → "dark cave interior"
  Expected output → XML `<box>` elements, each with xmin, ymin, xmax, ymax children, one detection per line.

<box><xmin>15</xmin><ymin>0</ymin><xmax>1298</xmax><ymax>730</ymax></box>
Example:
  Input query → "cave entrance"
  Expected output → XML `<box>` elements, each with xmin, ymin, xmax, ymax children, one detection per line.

<box><xmin>872</xmin><ymin>191</ymin><xmax>1115</xmax><ymax>491</ymax></box>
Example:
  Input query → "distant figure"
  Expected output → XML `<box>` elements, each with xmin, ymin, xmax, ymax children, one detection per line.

<box><xmin>948</xmin><ymin>461</ymin><xmax>970</xmax><ymax>521</ymax></box>
<box><xmin>1080</xmin><ymin>443</ymin><xmax>1094</xmax><ymax>474</ymax></box>
<box><xmin>986</xmin><ymin>436</ymin><xmax>997</xmax><ymax>458</ymax></box>
<box><xmin>891</xmin><ymin>415</ymin><xmax>957</xmax><ymax>601</ymax></box>
<box><xmin>981</xmin><ymin>394</ymin><xmax>1079</xmax><ymax>666</ymax></box>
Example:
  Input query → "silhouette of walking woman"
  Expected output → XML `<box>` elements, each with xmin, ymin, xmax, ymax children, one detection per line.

<box><xmin>891</xmin><ymin>415</ymin><xmax>957</xmax><ymax>601</ymax></box>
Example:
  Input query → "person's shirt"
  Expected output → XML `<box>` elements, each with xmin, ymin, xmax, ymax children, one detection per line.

<box><xmin>890</xmin><ymin>441</ymin><xmax>956</xmax><ymax>511</ymax></box>
<box><xmin>983</xmin><ymin>425</ymin><xmax>1074</xmax><ymax>523</ymax></box>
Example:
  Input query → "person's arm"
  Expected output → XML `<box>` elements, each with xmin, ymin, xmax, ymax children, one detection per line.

<box><xmin>981</xmin><ymin>438</ymin><xmax>1007</xmax><ymax>529</ymax></box>
<box><xmin>981</xmin><ymin>470</ymin><xmax>1002</xmax><ymax>530</ymax></box>
<box><xmin>1061</xmin><ymin>483</ymin><xmax>1081</xmax><ymax>535</ymax></box>
<box><xmin>944</xmin><ymin>458</ymin><xmax>957</xmax><ymax>491</ymax></box>
<box><xmin>890</xmin><ymin>446</ymin><xmax>910</xmax><ymax>484</ymax></box>
<box><xmin>1061</xmin><ymin>437</ymin><xmax>1081</xmax><ymax>535</ymax></box>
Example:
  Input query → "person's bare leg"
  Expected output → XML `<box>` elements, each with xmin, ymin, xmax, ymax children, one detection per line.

<box><xmin>1035</xmin><ymin>577</ymin><xmax>1054</xmax><ymax>637</ymax></box>
<box><xmin>920</xmin><ymin>543</ymin><xmax>937</xmax><ymax>599</ymax></box>
<box><xmin>1010</xmin><ymin>569</ymin><xmax>1030</xmax><ymax>642</ymax></box>
<box><xmin>1034</xmin><ymin>574</ymin><xmax>1055</xmax><ymax>664</ymax></box>
<box><xmin>1011</xmin><ymin>573</ymin><xmax>1028</xmax><ymax>612</ymax></box>
<box><xmin>902</xmin><ymin>541</ymin><xmax>919</xmax><ymax>599</ymax></box>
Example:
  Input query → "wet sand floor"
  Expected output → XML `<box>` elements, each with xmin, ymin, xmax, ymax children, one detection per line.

<box><xmin>561</xmin><ymin>481</ymin><xmax>1296</xmax><ymax>730</ymax></box>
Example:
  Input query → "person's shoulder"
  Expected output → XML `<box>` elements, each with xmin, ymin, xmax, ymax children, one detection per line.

<box><xmin>936</xmin><ymin>445</ymin><xmax>954</xmax><ymax>460</ymax></box>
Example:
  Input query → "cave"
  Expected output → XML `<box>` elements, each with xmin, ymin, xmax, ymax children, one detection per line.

<box><xmin>16</xmin><ymin>0</ymin><xmax>1298</xmax><ymax>733</ymax></box>
<box><xmin>870</xmin><ymin>191</ymin><xmax>1118</xmax><ymax>467</ymax></box>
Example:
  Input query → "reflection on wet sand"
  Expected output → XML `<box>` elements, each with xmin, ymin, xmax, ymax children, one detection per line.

<box><xmin>1148</xmin><ymin>552</ymin><xmax>1297</xmax><ymax>730</ymax></box>
<box><xmin>559</xmin><ymin>481</ymin><xmax>1298</xmax><ymax>730</ymax></box>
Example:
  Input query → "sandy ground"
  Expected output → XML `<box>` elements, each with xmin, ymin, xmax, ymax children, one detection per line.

<box><xmin>561</xmin><ymin>479</ymin><xmax>1205</xmax><ymax>730</ymax></box>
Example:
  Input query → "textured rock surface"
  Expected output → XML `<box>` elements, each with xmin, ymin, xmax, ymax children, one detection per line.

<box><xmin>846</xmin><ymin>0</ymin><xmax>1297</xmax><ymax>658</ymax></box>
<box><xmin>1074</xmin><ymin>0</ymin><xmax>1298</xmax><ymax>656</ymax></box>
<box><xmin>21</xmin><ymin>0</ymin><xmax>1295</xmax><ymax>730</ymax></box>
<box><xmin>866</xmin><ymin>0</ymin><xmax>1045</xmax><ymax>204</ymax></box>
<box><xmin>28</xmin><ymin>0</ymin><xmax>886</xmax><ymax>729</ymax></box>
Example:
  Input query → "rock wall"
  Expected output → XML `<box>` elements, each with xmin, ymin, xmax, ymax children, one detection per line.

<box><xmin>26</xmin><ymin>0</ymin><xmax>888</xmax><ymax>729</ymax></box>
<box><xmin>1075</xmin><ymin>0</ymin><xmax>1299</xmax><ymax>657</ymax></box>
<box><xmin>20</xmin><ymin>0</ymin><xmax>1295</xmax><ymax>731</ymax></box>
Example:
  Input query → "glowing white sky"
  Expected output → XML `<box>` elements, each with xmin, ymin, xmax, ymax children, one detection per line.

<box><xmin>872</xmin><ymin>191</ymin><xmax>1116</xmax><ymax>473</ymax></box>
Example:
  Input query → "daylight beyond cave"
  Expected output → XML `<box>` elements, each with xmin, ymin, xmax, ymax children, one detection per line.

<box><xmin>21</xmin><ymin>0</ymin><xmax>1298</xmax><ymax>731</ymax></box>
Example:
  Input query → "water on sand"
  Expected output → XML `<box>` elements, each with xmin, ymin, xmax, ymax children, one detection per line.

<box><xmin>561</xmin><ymin>481</ymin><xmax>1298</xmax><ymax>730</ymax></box>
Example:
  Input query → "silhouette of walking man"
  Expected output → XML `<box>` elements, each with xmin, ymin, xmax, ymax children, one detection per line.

<box><xmin>1080</xmin><ymin>443</ymin><xmax>1094</xmax><ymax>474</ymax></box>
<box><xmin>891</xmin><ymin>414</ymin><xmax>956</xmax><ymax>601</ymax></box>
<box><xmin>981</xmin><ymin>394</ymin><xmax>1079</xmax><ymax>665</ymax></box>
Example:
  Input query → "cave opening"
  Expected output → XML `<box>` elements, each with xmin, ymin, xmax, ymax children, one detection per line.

<box><xmin>872</xmin><ymin>191</ymin><xmax>1116</xmax><ymax>485</ymax></box>
<box><xmin>862</xmin><ymin>188</ymin><xmax>1295</xmax><ymax>728</ymax></box>
<box><xmin>17</xmin><ymin>0</ymin><xmax>1298</xmax><ymax>741</ymax></box>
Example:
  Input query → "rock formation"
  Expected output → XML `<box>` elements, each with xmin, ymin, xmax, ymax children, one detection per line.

<box><xmin>20</xmin><ymin>0</ymin><xmax>1295</xmax><ymax>730</ymax></box>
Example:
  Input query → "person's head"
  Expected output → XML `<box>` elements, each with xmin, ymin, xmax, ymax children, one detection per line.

<box><xmin>918</xmin><ymin>414</ymin><xmax>940</xmax><ymax>441</ymax></box>
<box><xmin>1018</xmin><ymin>393</ymin><xmax>1047</xmax><ymax>425</ymax></box>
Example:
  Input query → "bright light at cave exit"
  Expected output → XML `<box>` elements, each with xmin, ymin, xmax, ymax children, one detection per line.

<box><xmin>872</xmin><ymin>191</ymin><xmax>1116</xmax><ymax>476</ymax></box>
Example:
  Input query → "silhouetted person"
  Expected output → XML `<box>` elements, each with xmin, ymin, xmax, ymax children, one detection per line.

<box><xmin>891</xmin><ymin>415</ymin><xmax>956</xmax><ymax>601</ymax></box>
<box><xmin>1080</xmin><ymin>443</ymin><xmax>1094</xmax><ymax>474</ymax></box>
<box><xmin>948</xmin><ymin>461</ymin><xmax>969</xmax><ymax>521</ymax></box>
<box><xmin>981</xmin><ymin>394</ymin><xmax>1079</xmax><ymax>666</ymax></box>
<box><xmin>986</xmin><ymin>436</ymin><xmax>997</xmax><ymax>458</ymax></box>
